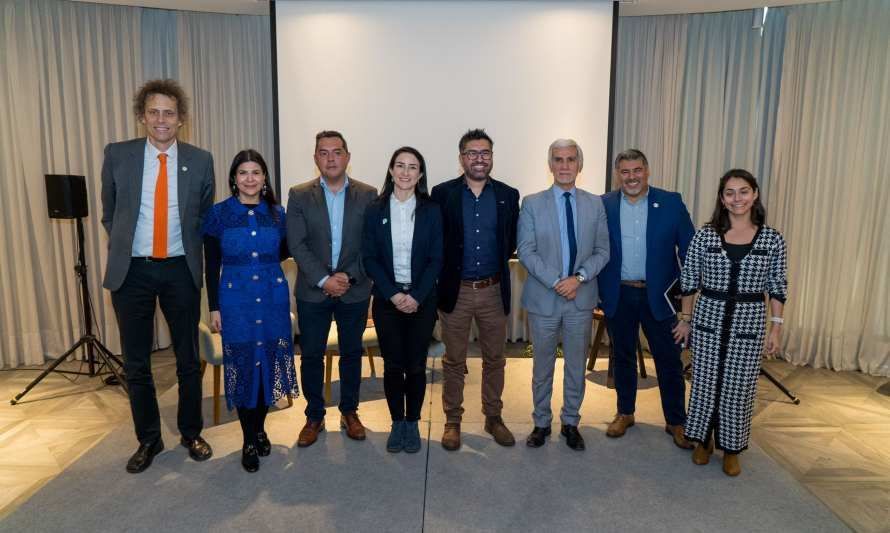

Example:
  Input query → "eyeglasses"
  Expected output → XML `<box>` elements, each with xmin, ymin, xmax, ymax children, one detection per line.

<box><xmin>462</xmin><ymin>150</ymin><xmax>493</xmax><ymax>161</ymax></box>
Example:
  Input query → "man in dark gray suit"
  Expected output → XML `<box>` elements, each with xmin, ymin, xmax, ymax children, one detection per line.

<box><xmin>101</xmin><ymin>79</ymin><xmax>215</xmax><ymax>473</ymax></box>
<box><xmin>287</xmin><ymin>131</ymin><xmax>377</xmax><ymax>447</ymax></box>
<box><xmin>517</xmin><ymin>139</ymin><xmax>610</xmax><ymax>451</ymax></box>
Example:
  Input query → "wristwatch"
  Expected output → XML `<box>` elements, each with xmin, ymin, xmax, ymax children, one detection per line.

<box><xmin>574</xmin><ymin>272</ymin><xmax>586</xmax><ymax>283</ymax></box>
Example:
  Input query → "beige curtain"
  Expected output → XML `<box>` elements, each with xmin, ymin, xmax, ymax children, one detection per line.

<box><xmin>612</xmin><ymin>8</ymin><xmax>787</xmax><ymax>224</ymax></box>
<box><xmin>0</xmin><ymin>0</ymin><xmax>272</xmax><ymax>368</ymax></box>
<box><xmin>769</xmin><ymin>0</ymin><xmax>890</xmax><ymax>375</ymax></box>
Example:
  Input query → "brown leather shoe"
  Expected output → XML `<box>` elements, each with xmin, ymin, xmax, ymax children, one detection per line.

<box><xmin>665</xmin><ymin>424</ymin><xmax>695</xmax><ymax>449</ymax></box>
<box><xmin>484</xmin><ymin>416</ymin><xmax>516</xmax><ymax>446</ymax></box>
<box><xmin>692</xmin><ymin>439</ymin><xmax>714</xmax><ymax>465</ymax></box>
<box><xmin>340</xmin><ymin>412</ymin><xmax>366</xmax><ymax>441</ymax></box>
<box><xmin>606</xmin><ymin>414</ymin><xmax>635</xmax><ymax>438</ymax></box>
<box><xmin>297</xmin><ymin>418</ymin><xmax>325</xmax><ymax>447</ymax></box>
<box><xmin>441</xmin><ymin>423</ymin><xmax>461</xmax><ymax>451</ymax></box>
<box><xmin>723</xmin><ymin>452</ymin><xmax>741</xmax><ymax>476</ymax></box>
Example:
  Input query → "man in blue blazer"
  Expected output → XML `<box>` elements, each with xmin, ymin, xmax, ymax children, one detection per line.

<box><xmin>101</xmin><ymin>79</ymin><xmax>215</xmax><ymax>473</ymax></box>
<box><xmin>597</xmin><ymin>149</ymin><xmax>695</xmax><ymax>448</ymax></box>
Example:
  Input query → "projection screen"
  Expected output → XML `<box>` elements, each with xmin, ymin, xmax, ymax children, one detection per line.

<box><xmin>274</xmin><ymin>1</ymin><xmax>615</xmax><ymax>197</ymax></box>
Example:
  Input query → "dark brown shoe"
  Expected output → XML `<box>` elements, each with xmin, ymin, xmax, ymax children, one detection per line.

<box><xmin>665</xmin><ymin>424</ymin><xmax>695</xmax><ymax>449</ymax></box>
<box><xmin>606</xmin><ymin>414</ymin><xmax>635</xmax><ymax>438</ymax></box>
<box><xmin>441</xmin><ymin>423</ymin><xmax>461</xmax><ymax>451</ymax></box>
<box><xmin>484</xmin><ymin>415</ymin><xmax>515</xmax><ymax>446</ymax></box>
<box><xmin>297</xmin><ymin>418</ymin><xmax>325</xmax><ymax>447</ymax></box>
<box><xmin>340</xmin><ymin>412</ymin><xmax>366</xmax><ymax>441</ymax></box>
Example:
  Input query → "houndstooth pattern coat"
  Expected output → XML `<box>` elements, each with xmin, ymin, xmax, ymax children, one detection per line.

<box><xmin>681</xmin><ymin>225</ymin><xmax>787</xmax><ymax>452</ymax></box>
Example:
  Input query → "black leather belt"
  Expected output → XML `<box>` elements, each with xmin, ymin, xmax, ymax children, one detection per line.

<box><xmin>139</xmin><ymin>256</ymin><xmax>182</xmax><ymax>263</ymax></box>
<box><xmin>701</xmin><ymin>288</ymin><xmax>764</xmax><ymax>302</ymax></box>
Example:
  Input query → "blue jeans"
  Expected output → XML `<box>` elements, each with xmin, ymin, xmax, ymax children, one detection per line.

<box><xmin>297</xmin><ymin>298</ymin><xmax>369</xmax><ymax>421</ymax></box>
<box><xmin>606</xmin><ymin>285</ymin><xmax>686</xmax><ymax>426</ymax></box>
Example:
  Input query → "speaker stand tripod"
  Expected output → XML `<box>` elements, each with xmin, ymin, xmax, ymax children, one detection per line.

<box><xmin>11</xmin><ymin>218</ymin><xmax>127</xmax><ymax>405</ymax></box>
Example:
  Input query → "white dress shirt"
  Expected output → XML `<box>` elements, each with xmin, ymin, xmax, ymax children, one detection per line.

<box><xmin>390</xmin><ymin>193</ymin><xmax>416</xmax><ymax>284</ymax></box>
<box><xmin>132</xmin><ymin>140</ymin><xmax>184</xmax><ymax>257</ymax></box>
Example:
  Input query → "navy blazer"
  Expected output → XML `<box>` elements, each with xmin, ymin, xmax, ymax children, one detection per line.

<box><xmin>597</xmin><ymin>186</ymin><xmax>695</xmax><ymax>321</ymax></box>
<box><xmin>431</xmin><ymin>176</ymin><xmax>520</xmax><ymax>314</ymax></box>
<box><xmin>362</xmin><ymin>195</ymin><xmax>443</xmax><ymax>304</ymax></box>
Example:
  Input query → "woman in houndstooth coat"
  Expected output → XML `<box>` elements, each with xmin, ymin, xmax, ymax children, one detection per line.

<box><xmin>673</xmin><ymin>169</ymin><xmax>787</xmax><ymax>477</ymax></box>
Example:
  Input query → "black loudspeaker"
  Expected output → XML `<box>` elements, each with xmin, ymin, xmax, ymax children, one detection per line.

<box><xmin>45</xmin><ymin>174</ymin><xmax>88</xmax><ymax>219</ymax></box>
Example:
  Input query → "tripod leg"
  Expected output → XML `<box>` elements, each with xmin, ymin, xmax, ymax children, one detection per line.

<box><xmin>760</xmin><ymin>367</ymin><xmax>800</xmax><ymax>405</ymax></box>
<box><xmin>91</xmin><ymin>339</ymin><xmax>129</xmax><ymax>393</ymax></box>
<box><xmin>11</xmin><ymin>337</ymin><xmax>89</xmax><ymax>405</ymax></box>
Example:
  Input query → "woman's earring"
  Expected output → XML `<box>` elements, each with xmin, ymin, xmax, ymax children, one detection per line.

<box><xmin>262</xmin><ymin>183</ymin><xmax>268</xmax><ymax>195</ymax></box>
<box><xmin>231</xmin><ymin>183</ymin><xmax>238</xmax><ymax>196</ymax></box>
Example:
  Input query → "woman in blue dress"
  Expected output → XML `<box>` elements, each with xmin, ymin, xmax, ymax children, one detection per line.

<box><xmin>203</xmin><ymin>149</ymin><xmax>298</xmax><ymax>473</ymax></box>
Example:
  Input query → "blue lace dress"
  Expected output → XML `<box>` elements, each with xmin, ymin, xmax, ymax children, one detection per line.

<box><xmin>202</xmin><ymin>196</ymin><xmax>298</xmax><ymax>410</ymax></box>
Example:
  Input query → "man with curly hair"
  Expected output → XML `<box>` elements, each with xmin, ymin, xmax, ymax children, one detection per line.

<box><xmin>101</xmin><ymin>79</ymin><xmax>215</xmax><ymax>473</ymax></box>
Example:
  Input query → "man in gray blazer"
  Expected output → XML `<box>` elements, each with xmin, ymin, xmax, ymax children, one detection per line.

<box><xmin>517</xmin><ymin>138</ymin><xmax>610</xmax><ymax>451</ymax></box>
<box><xmin>101</xmin><ymin>79</ymin><xmax>215</xmax><ymax>473</ymax></box>
<box><xmin>287</xmin><ymin>131</ymin><xmax>377</xmax><ymax>447</ymax></box>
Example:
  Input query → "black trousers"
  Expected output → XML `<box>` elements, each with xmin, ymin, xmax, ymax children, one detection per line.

<box><xmin>111</xmin><ymin>257</ymin><xmax>203</xmax><ymax>445</ymax></box>
<box><xmin>237</xmin><ymin>381</ymin><xmax>268</xmax><ymax>446</ymax></box>
<box><xmin>372</xmin><ymin>294</ymin><xmax>437</xmax><ymax>421</ymax></box>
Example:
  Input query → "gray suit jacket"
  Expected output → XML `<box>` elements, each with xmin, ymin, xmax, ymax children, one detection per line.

<box><xmin>517</xmin><ymin>187</ymin><xmax>610</xmax><ymax>316</ymax></box>
<box><xmin>100</xmin><ymin>138</ymin><xmax>215</xmax><ymax>291</ymax></box>
<box><xmin>286</xmin><ymin>177</ymin><xmax>377</xmax><ymax>303</ymax></box>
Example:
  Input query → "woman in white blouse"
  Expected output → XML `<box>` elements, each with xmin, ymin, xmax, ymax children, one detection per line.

<box><xmin>362</xmin><ymin>147</ymin><xmax>443</xmax><ymax>453</ymax></box>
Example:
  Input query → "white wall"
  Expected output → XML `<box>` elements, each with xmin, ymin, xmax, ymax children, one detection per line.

<box><xmin>275</xmin><ymin>1</ymin><xmax>614</xmax><ymax>197</ymax></box>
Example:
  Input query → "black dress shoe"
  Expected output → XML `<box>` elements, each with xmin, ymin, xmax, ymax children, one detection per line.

<box><xmin>526</xmin><ymin>426</ymin><xmax>551</xmax><ymax>448</ymax></box>
<box><xmin>126</xmin><ymin>438</ymin><xmax>164</xmax><ymax>474</ymax></box>
<box><xmin>257</xmin><ymin>432</ymin><xmax>271</xmax><ymax>457</ymax></box>
<box><xmin>560</xmin><ymin>424</ymin><xmax>585</xmax><ymax>451</ymax></box>
<box><xmin>241</xmin><ymin>444</ymin><xmax>259</xmax><ymax>473</ymax></box>
<box><xmin>180</xmin><ymin>435</ymin><xmax>213</xmax><ymax>461</ymax></box>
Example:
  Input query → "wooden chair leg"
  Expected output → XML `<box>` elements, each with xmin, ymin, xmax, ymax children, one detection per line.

<box><xmin>324</xmin><ymin>350</ymin><xmax>335</xmax><ymax>404</ymax></box>
<box><xmin>213</xmin><ymin>364</ymin><xmax>221</xmax><ymax>426</ymax></box>
<box><xmin>286</xmin><ymin>394</ymin><xmax>294</xmax><ymax>408</ymax></box>
<box><xmin>366</xmin><ymin>347</ymin><xmax>377</xmax><ymax>377</ymax></box>
<box><xmin>200</xmin><ymin>359</ymin><xmax>207</xmax><ymax>377</ymax></box>
<box><xmin>587</xmin><ymin>320</ymin><xmax>606</xmax><ymax>371</ymax></box>
<box><xmin>637</xmin><ymin>330</ymin><xmax>648</xmax><ymax>378</ymax></box>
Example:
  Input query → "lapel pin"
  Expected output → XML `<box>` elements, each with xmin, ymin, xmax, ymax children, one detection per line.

<box><xmin>182</xmin><ymin>166</ymin><xmax>188</xmax><ymax>172</ymax></box>
<box><xmin>653</xmin><ymin>202</ymin><xmax>659</xmax><ymax>208</ymax></box>
<box><xmin>382</xmin><ymin>218</ymin><xmax>388</xmax><ymax>225</ymax></box>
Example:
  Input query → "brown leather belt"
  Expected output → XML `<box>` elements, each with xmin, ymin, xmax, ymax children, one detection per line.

<box><xmin>461</xmin><ymin>273</ymin><xmax>501</xmax><ymax>289</ymax></box>
<box><xmin>620</xmin><ymin>280</ymin><xmax>646</xmax><ymax>288</ymax></box>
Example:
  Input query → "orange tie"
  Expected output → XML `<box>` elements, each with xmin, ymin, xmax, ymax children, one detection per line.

<box><xmin>152</xmin><ymin>153</ymin><xmax>168</xmax><ymax>258</ymax></box>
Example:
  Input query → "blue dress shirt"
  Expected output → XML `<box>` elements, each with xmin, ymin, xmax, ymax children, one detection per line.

<box><xmin>552</xmin><ymin>185</ymin><xmax>580</xmax><ymax>279</ymax></box>
<box><xmin>317</xmin><ymin>176</ymin><xmax>349</xmax><ymax>288</ymax></box>
<box><xmin>461</xmin><ymin>181</ymin><xmax>499</xmax><ymax>279</ymax></box>
<box><xmin>619</xmin><ymin>189</ymin><xmax>648</xmax><ymax>281</ymax></box>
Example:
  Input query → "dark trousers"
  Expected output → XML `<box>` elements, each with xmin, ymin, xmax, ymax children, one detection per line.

<box><xmin>297</xmin><ymin>297</ymin><xmax>369</xmax><ymax>421</ymax></box>
<box><xmin>111</xmin><ymin>257</ymin><xmax>203</xmax><ymax>445</ymax></box>
<box><xmin>373</xmin><ymin>294</ymin><xmax>437</xmax><ymax>421</ymax></box>
<box><xmin>607</xmin><ymin>285</ymin><xmax>686</xmax><ymax>426</ymax></box>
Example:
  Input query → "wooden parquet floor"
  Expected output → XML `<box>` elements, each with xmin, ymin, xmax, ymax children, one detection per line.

<box><xmin>1</xmin><ymin>351</ymin><xmax>888</xmax><ymax>532</ymax></box>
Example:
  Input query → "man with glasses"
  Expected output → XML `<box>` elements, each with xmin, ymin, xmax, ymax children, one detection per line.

<box><xmin>597</xmin><ymin>149</ymin><xmax>696</xmax><ymax>449</ymax></box>
<box><xmin>431</xmin><ymin>129</ymin><xmax>520</xmax><ymax>451</ymax></box>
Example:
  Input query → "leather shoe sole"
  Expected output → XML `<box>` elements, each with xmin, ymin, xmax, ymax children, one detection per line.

<box><xmin>297</xmin><ymin>420</ymin><xmax>325</xmax><ymax>447</ymax></box>
<box><xmin>526</xmin><ymin>426</ymin><xmax>551</xmax><ymax>448</ymax></box>
<box><xmin>126</xmin><ymin>439</ymin><xmax>164</xmax><ymax>474</ymax></box>
<box><xmin>560</xmin><ymin>425</ymin><xmax>586</xmax><ymax>451</ymax></box>
<box><xmin>665</xmin><ymin>425</ymin><xmax>695</xmax><ymax>450</ymax></box>
<box><xmin>180</xmin><ymin>436</ymin><xmax>213</xmax><ymax>461</ymax></box>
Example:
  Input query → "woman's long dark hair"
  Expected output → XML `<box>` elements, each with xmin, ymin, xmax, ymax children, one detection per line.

<box><xmin>706</xmin><ymin>168</ymin><xmax>766</xmax><ymax>235</ymax></box>
<box><xmin>228</xmin><ymin>149</ymin><xmax>278</xmax><ymax>219</ymax></box>
<box><xmin>378</xmin><ymin>146</ymin><xmax>430</xmax><ymax>202</ymax></box>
